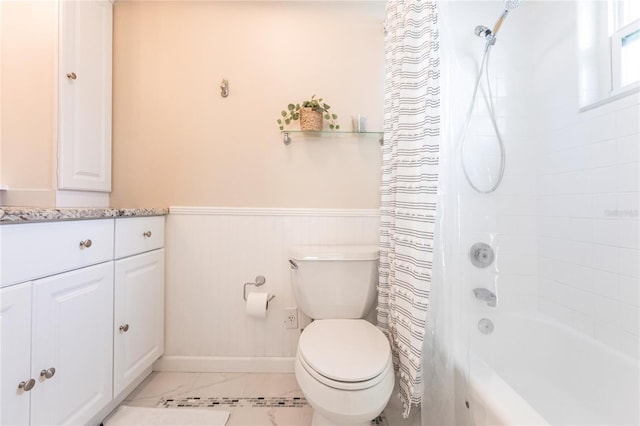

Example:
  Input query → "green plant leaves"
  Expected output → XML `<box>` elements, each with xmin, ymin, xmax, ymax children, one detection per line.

<box><xmin>276</xmin><ymin>95</ymin><xmax>340</xmax><ymax>132</ymax></box>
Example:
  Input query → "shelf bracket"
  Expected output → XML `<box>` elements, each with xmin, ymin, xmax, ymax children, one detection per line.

<box><xmin>283</xmin><ymin>132</ymin><xmax>291</xmax><ymax>145</ymax></box>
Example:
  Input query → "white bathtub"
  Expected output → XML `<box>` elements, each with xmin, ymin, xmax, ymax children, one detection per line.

<box><xmin>460</xmin><ymin>313</ymin><xmax>639</xmax><ymax>426</ymax></box>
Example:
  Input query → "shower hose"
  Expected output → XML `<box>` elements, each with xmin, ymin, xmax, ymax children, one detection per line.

<box><xmin>460</xmin><ymin>42</ymin><xmax>506</xmax><ymax>194</ymax></box>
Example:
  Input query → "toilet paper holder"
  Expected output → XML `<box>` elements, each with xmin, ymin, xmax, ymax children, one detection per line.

<box><xmin>243</xmin><ymin>275</ymin><xmax>275</xmax><ymax>306</ymax></box>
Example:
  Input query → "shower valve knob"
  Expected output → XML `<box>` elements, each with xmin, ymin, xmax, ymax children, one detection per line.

<box><xmin>469</xmin><ymin>243</ymin><xmax>495</xmax><ymax>268</ymax></box>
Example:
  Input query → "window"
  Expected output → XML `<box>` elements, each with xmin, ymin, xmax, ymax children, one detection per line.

<box><xmin>577</xmin><ymin>0</ymin><xmax>640</xmax><ymax>109</ymax></box>
<box><xmin>610</xmin><ymin>0</ymin><xmax>640</xmax><ymax>92</ymax></box>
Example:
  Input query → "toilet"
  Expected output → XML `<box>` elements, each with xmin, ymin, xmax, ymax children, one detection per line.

<box><xmin>289</xmin><ymin>245</ymin><xmax>394</xmax><ymax>426</ymax></box>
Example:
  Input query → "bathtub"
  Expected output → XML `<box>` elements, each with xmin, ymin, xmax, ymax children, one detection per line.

<box><xmin>459</xmin><ymin>313</ymin><xmax>639</xmax><ymax>426</ymax></box>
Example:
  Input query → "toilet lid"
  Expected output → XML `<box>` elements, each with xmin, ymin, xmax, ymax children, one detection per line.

<box><xmin>298</xmin><ymin>319</ymin><xmax>391</xmax><ymax>382</ymax></box>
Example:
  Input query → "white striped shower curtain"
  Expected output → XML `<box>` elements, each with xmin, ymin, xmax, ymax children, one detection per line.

<box><xmin>377</xmin><ymin>0</ymin><xmax>440</xmax><ymax>418</ymax></box>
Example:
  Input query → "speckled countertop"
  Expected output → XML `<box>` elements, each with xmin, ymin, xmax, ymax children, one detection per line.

<box><xmin>0</xmin><ymin>207</ymin><xmax>168</xmax><ymax>224</ymax></box>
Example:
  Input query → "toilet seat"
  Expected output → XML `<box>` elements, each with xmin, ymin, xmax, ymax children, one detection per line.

<box><xmin>297</xmin><ymin>347</ymin><xmax>393</xmax><ymax>391</ymax></box>
<box><xmin>297</xmin><ymin>319</ymin><xmax>392</xmax><ymax>391</ymax></box>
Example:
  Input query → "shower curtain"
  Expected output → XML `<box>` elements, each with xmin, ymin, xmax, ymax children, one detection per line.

<box><xmin>377</xmin><ymin>0</ymin><xmax>440</xmax><ymax>418</ymax></box>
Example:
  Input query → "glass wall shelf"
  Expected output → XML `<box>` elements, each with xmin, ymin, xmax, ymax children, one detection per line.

<box><xmin>281</xmin><ymin>130</ymin><xmax>384</xmax><ymax>145</ymax></box>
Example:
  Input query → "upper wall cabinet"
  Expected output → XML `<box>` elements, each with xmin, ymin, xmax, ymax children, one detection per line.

<box><xmin>58</xmin><ymin>0</ymin><xmax>112</xmax><ymax>192</ymax></box>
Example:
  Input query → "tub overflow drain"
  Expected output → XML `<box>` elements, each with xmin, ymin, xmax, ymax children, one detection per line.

<box><xmin>478</xmin><ymin>318</ymin><xmax>494</xmax><ymax>335</ymax></box>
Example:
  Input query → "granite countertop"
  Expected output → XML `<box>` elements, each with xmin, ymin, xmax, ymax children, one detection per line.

<box><xmin>0</xmin><ymin>207</ymin><xmax>169</xmax><ymax>224</ymax></box>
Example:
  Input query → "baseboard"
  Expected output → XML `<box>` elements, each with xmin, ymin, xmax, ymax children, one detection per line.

<box><xmin>153</xmin><ymin>356</ymin><xmax>296</xmax><ymax>373</ymax></box>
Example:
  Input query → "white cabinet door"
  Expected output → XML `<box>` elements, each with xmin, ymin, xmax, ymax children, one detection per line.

<box><xmin>113</xmin><ymin>249</ymin><xmax>165</xmax><ymax>396</ymax></box>
<box><xmin>0</xmin><ymin>283</ymin><xmax>33</xmax><ymax>426</ymax></box>
<box><xmin>30</xmin><ymin>262</ymin><xmax>114</xmax><ymax>426</ymax></box>
<box><xmin>58</xmin><ymin>0</ymin><xmax>112</xmax><ymax>192</ymax></box>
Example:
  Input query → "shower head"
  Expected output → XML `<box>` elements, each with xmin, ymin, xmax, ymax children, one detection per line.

<box><xmin>504</xmin><ymin>0</ymin><xmax>524</xmax><ymax>11</ymax></box>
<box><xmin>492</xmin><ymin>0</ymin><xmax>524</xmax><ymax>37</ymax></box>
<box><xmin>474</xmin><ymin>0</ymin><xmax>524</xmax><ymax>45</ymax></box>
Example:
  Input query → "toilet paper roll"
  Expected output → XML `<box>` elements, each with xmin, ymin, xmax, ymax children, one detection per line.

<box><xmin>246</xmin><ymin>292</ymin><xmax>269</xmax><ymax>318</ymax></box>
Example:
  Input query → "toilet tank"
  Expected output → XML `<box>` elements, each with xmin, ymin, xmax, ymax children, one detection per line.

<box><xmin>289</xmin><ymin>245</ymin><xmax>379</xmax><ymax>320</ymax></box>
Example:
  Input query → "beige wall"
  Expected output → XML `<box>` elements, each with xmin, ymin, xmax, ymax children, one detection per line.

<box><xmin>0</xmin><ymin>1</ymin><xmax>57</xmax><ymax>190</ymax></box>
<box><xmin>111</xmin><ymin>1</ymin><xmax>385</xmax><ymax>209</ymax></box>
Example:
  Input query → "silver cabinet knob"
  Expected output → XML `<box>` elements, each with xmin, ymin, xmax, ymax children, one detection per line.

<box><xmin>79</xmin><ymin>239</ymin><xmax>92</xmax><ymax>249</ymax></box>
<box><xmin>18</xmin><ymin>379</ymin><xmax>36</xmax><ymax>391</ymax></box>
<box><xmin>119</xmin><ymin>324</ymin><xmax>130</xmax><ymax>333</ymax></box>
<box><xmin>143</xmin><ymin>231</ymin><xmax>152</xmax><ymax>238</ymax></box>
<box><xmin>40</xmin><ymin>367</ymin><xmax>56</xmax><ymax>379</ymax></box>
<box><xmin>66</xmin><ymin>72</ymin><xmax>77</xmax><ymax>80</ymax></box>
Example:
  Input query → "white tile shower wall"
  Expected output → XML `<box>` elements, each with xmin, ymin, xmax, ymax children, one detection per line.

<box><xmin>163</xmin><ymin>208</ymin><xmax>380</xmax><ymax>369</ymax></box>
<box><xmin>531</xmin><ymin>1</ymin><xmax>639</xmax><ymax>358</ymax></box>
<box><xmin>440</xmin><ymin>0</ymin><xmax>539</xmax><ymax>316</ymax></box>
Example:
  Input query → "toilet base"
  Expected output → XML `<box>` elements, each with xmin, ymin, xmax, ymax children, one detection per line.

<box><xmin>295</xmin><ymin>354</ymin><xmax>394</xmax><ymax>426</ymax></box>
<box><xmin>311</xmin><ymin>410</ymin><xmax>371</xmax><ymax>426</ymax></box>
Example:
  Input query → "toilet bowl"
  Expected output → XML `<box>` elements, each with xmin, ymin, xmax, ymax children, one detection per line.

<box><xmin>295</xmin><ymin>319</ymin><xmax>394</xmax><ymax>426</ymax></box>
<box><xmin>289</xmin><ymin>246</ymin><xmax>394</xmax><ymax>426</ymax></box>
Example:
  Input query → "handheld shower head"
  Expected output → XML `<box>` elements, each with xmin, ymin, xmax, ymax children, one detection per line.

<box><xmin>492</xmin><ymin>0</ymin><xmax>524</xmax><ymax>37</ymax></box>
<box><xmin>504</xmin><ymin>0</ymin><xmax>524</xmax><ymax>10</ymax></box>
<box><xmin>474</xmin><ymin>0</ymin><xmax>523</xmax><ymax>45</ymax></box>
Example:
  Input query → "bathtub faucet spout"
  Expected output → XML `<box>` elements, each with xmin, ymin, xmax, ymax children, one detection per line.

<box><xmin>473</xmin><ymin>288</ymin><xmax>497</xmax><ymax>307</ymax></box>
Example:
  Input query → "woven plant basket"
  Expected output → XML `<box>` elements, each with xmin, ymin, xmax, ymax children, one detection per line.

<box><xmin>299</xmin><ymin>107</ymin><xmax>323</xmax><ymax>131</ymax></box>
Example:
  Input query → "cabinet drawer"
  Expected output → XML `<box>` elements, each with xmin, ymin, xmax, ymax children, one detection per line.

<box><xmin>0</xmin><ymin>219</ymin><xmax>114</xmax><ymax>287</ymax></box>
<box><xmin>114</xmin><ymin>216</ymin><xmax>164</xmax><ymax>259</ymax></box>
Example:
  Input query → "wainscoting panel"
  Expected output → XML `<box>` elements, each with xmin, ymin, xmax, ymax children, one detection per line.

<box><xmin>162</xmin><ymin>207</ymin><xmax>380</xmax><ymax>371</ymax></box>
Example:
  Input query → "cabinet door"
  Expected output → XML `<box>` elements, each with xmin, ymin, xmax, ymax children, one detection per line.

<box><xmin>58</xmin><ymin>0</ymin><xmax>112</xmax><ymax>192</ymax></box>
<box><xmin>113</xmin><ymin>249</ymin><xmax>165</xmax><ymax>396</ymax></box>
<box><xmin>30</xmin><ymin>262</ymin><xmax>114</xmax><ymax>426</ymax></box>
<box><xmin>0</xmin><ymin>283</ymin><xmax>32</xmax><ymax>426</ymax></box>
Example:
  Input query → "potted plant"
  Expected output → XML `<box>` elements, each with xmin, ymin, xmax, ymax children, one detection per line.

<box><xmin>277</xmin><ymin>95</ymin><xmax>340</xmax><ymax>131</ymax></box>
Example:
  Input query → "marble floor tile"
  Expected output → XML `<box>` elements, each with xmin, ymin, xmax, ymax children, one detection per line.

<box><xmin>245</xmin><ymin>373</ymin><xmax>305</xmax><ymax>398</ymax></box>
<box><xmin>227</xmin><ymin>407</ymin><xmax>312</xmax><ymax>426</ymax></box>
<box><xmin>189</xmin><ymin>372</ymin><xmax>249</xmax><ymax>398</ymax></box>
<box><xmin>124</xmin><ymin>372</ymin><xmax>200</xmax><ymax>407</ymax></box>
<box><xmin>118</xmin><ymin>372</ymin><xmax>422</xmax><ymax>426</ymax></box>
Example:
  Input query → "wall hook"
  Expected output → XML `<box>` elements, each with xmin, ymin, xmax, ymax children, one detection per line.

<box><xmin>220</xmin><ymin>79</ymin><xmax>229</xmax><ymax>98</ymax></box>
<box><xmin>283</xmin><ymin>131</ymin><xmax>291</xmax><ymax>145</ymax></box>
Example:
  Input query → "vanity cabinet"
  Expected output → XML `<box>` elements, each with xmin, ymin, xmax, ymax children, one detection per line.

<box><xmin>0</xmin><ymin>219</ymin><xmax>114</xmax><ymax>288</ymax></box>
<box><xmin>0</xmin><ymin>215</ymin><xmax>165</xmax><ymax>426</ymax></box>
<box><xmin>113</xmin><ymin>216</ymin><xmax>165</xmax><ymax>396</ymax></box>
<box><xmin>30</xmin><ymin>263</ymin><xmax>114</xmax><ymax>426</ymax></box>
<box><xmin>0</xmin><ymin>263</ymin><xmax>114</xmax><ymax>426</ymax></box>
<box><xmin>0</xmin><ymin>283</ymin><xmax>32</xmax><ymax>426</ymax></box>
<box><xmin>58</xmin><ymin>0</ymin><xmax>113</xmax><ymax>192</ymax></box>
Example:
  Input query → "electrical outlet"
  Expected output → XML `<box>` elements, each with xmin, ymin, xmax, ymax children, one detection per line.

<box><xmin>284</xmin><ymin>307</ymin><xmax>298</xmax><ymax>329</ymax></box>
